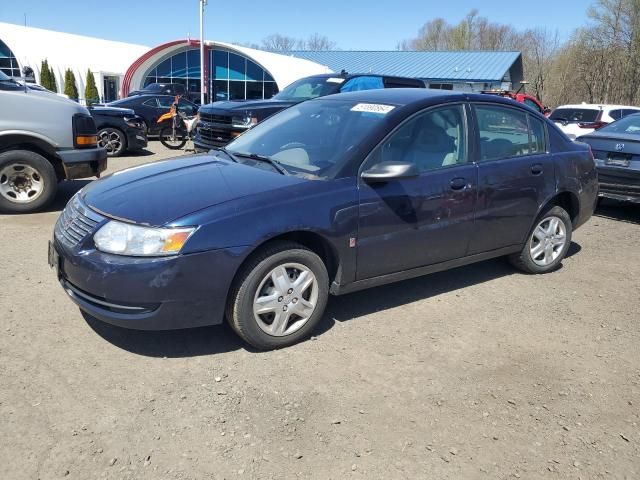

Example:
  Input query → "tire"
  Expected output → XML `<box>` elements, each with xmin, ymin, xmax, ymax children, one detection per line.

<box><xmin>0</xmin><ymin>149</ymin><xmax>58</xmax><ymax>214</ymax></box>
<box><xmin>509</xmin><ymin>205</ymin><xmax>572</xmax><ymax>274</ymax></box>
<box><xmin>159</xmin><ymin>127</ymin><xmax>187</xmax><ymax>150</ymax></box>
<box><xmin>226</xmin><ymin>241</ymin><xmax>330</xmax><ymax>350</ymax></box>
<box><xmin>97</xmin><ymin>127</ymin><xmax>127</xmax><ymax>157</ymax></box>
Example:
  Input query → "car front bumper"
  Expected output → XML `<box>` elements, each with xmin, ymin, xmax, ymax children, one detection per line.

<box><xmin>57</xmin><ymin>147</ymin><xmax>108</xmax><ymax>179</ymax></box>
<box><xmin>52</xmin><ymin>237</ymin><xmax>246</xmax><ymax>330</ymax></box>
<box><xmin>125</xmin><ymin>128</ymin><xmax>148</xmax><ymax>151</ymax></box>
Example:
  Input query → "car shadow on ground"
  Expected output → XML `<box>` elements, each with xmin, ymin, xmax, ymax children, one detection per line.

<box><xmin>46</xmin><ymin>180</ymin><xmax>92</xmax><ymax>212</ymax></box>
<box><xmin>125</xmin><ymin>148</ymin><xmax>155</xmax><ymax>157</ymax></box>
<box><xmin>316</xmin><ymin>245</ymin><xmax>580</xmax><ymax>334</ymax></box>
<box><xmin>594</xmin><ymin>199</ymin><xmax>640</xmax><ymax>225</ymax></box>
<box><xmin>84</xmin><ymin>242</ymin><xmax>582</xmax><ymax>358</ymax></box>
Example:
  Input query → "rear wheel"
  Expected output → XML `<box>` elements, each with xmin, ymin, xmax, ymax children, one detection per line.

<box><xmin>159</xmin><ymin>127</ymin><xmax>187</xmax><ymax>150</ymax></box>
<box><xmin>226</xmin><ymin>242</ymin><xmax>329</xmax><ymax>350</ymax></box>
<box><xmin>0</xmin><ymin>150</ymin><xmax>58</xmax><ymax>214</ymax></box>
<box><xmin>509</xmin><ymin>205</ymin><xmax>572</xmax><ymax>274</ymax></box>
<box><xmin>97</xmin><ymin>127</ymin><xmax>127</xmax><ymax>157</ymax></box>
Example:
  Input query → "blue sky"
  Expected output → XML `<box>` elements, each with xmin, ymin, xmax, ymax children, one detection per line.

<box><xmin>1</xmin><ymin>0</ymin><xmax>590</xmax><ymax>49</ymax></box>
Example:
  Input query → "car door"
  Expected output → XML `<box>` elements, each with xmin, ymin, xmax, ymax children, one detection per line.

<box><xmin>356</xmin><ymin>104</ymin><xmax>478</xmax><ymax>280</ymax></box>
<box><xmin>468</xmin><ymin>103</ymin><xmax>555</xmax><ymax>254</ymax></box>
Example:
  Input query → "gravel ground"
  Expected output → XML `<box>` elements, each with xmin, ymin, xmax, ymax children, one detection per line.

<box><xmin>1</xmin><ymin>141</ymin><xmax>639</xmax><ymax>480</ymax></box>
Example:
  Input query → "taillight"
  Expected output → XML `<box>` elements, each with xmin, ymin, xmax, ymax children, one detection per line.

<box><xmin>578</xmin><ymin>121</ymin><xmax>608</xmax><ymax>129</ymax></box>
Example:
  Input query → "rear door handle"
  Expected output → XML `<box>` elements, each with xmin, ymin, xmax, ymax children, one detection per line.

<box><xmin>450</xmin><ymin>177</ymin><xmax>467</xmax><ymax>190</ymax></box>
<box><xmin>531</xmin><ymin>163</ymin><xmax>544</xmax><ymax>175</ymax></box>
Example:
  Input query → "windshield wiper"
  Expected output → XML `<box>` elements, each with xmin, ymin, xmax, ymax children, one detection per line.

<box><xmin>209</xmin><ymin>146</ymin><xmax>239</xmax><ymax>163</ymax></box>
<box><xmin>232</xmin><ymin>151</ymin><xmax>289</xmax><ymax>175</ymax></box>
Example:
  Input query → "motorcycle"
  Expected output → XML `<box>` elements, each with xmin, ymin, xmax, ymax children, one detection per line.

<box><xmin>157</xmin><ymin>96</ymin><xmax>198</xmax><ymax>150</ymax></box>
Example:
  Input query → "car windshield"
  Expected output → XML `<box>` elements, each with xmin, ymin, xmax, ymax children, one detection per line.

<box><xmin>550</xmin><ymin>108</ymin><xmax>599</xmax><ymax>123</ymax></box>
<box><xmin>273</xmin><ymin>76</ymin><xmax>343</xmax><ymax>101</ymax></box>
<box><xmin>598</xmin><ymin>114</ymin><xmax>640</xmax><ymax>134</ymax></box>
<box><xmin>225</xmin><ymin>99</ymin><xmax>394</xmax><ymax>179</ymax></box>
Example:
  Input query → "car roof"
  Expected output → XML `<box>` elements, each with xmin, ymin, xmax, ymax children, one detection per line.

<box><xmin>555</xmin><ymin>104</ymin><xmax>640</xmax><ymax>110</ymax></box>
<box><xmin>308</xmin><ymin>72</ymin><xmax>422</xmax><ymax>82</ymax></box>
<box><xmin>318</xmin><ymin>87</ymin><xmax>461</xmax><ymax>105</ymax></box>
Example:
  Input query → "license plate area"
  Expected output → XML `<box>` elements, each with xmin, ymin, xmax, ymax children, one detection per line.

<box><xmin>606</xmin><ymin>154</ymin><xmax>631</xmax><ymax>167</ymax></box>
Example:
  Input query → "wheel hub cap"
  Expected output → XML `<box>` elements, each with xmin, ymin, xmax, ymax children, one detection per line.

<box><xmin>253</xmin><ymin>263</ymin><xmax>319</xmax><ymax>337</ymax></box>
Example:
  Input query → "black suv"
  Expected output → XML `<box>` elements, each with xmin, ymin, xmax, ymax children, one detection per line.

<box><xmin>89</xmin><ymin>106</ymin><xmax>147</xmax><ymax>157</ymax></box>
<box><xmin>194</xmin><ymin>73</ymin><xmax>426</xmax><ymax>149</ymax></box>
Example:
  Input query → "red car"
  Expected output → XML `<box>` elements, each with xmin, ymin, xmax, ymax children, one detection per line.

<box><xmin>482</xmin><ymin>90</ymin><xmax>549</xmax><ymax>116</ymax></box>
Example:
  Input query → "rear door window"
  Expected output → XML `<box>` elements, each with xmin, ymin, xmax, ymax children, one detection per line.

<box><xmin>609</xmin><ymin>109</ymin><xmax>622</xmax><ymax>121</ymax></box>
<box><xmin>529</xmin><ymin>116</ymin><xmax>547</xmax><ymax>154</ymax></box>
<box><xmin>524</xmin><ymin>97</ymin><xmax>543</xmax><ymax>113</ymax></box>
<box><xmin>474</xmin><ymin>105</ymin><xmax>531</xmax><ymax>160</ymax></box>
<box><xmin>550</xmin><ymin>108</ymin><xmax>599</xmax><ymax>123</ymax></box>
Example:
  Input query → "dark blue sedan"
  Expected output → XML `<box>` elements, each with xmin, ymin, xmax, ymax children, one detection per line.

<box><xmin>50</xmin><ymin>89</ymin><xmax>598</xmax><ymax>350</ymax></box>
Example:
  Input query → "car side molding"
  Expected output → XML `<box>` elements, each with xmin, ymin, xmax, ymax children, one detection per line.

<box><xmin>330</xmin><ymin>245</ymin><xmax>522</xmax><ymax>295</ymax></box>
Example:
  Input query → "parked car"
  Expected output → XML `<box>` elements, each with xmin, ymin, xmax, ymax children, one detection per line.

<box><xmin>50</xmin><ymin>89</ymin><xmax>597</xmax><ymax>350</ymax></box>
<box><xmin>481</xmin><ymin>89</ymin><xmax>548</xmax><ymax>115</ymax></box>
<box><xmin>550</xmin><ymin>104</ymin><xmax>640</xmax><ymax>140</ymax></box>
<box><xmin>194</xmin><ymin>73</ymin><xmax>426</xmax><ymax>149</ymax></box>
<box><xmin>105</xmin><ymin>95</ymin><xmax>199</xmax><ymax>136</ymax></box>
<box><xmin>89</xmin><ymin>106</ymin><xmax>147</xmax><ymax>157</ymax></box>
<box><xmin>128</xmin><ymin>82</ymin><xmax>190</xmax><ymax>99</ymax></box>
<box><xmin>0</xmin><ymin>70</ymin><xmax>106</xmax><ymax>214</ymax></box>
<box><xmin>577</xmin><ymin>112</ymin><xmax>640</xmax><ymax>203</ymax></box>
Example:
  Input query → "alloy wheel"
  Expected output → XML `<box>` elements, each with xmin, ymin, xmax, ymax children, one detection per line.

<box><xmin>253</xmin><ymin>263</ymin><xmax>319</xmax><ymax>337</ymax></box>
<box><xmin>98</xmin><ymin>130</ymin><xmax>123</xmax><ymax>155</ymax></box>
<box><xmin>529</xmin><ymin>215</ymin><xmax>567</xmax><ymax>266</ymax></box>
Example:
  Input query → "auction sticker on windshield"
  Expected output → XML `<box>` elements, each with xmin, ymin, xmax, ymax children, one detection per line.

<box><xmin>326</xmin><ymin>77</ymin><xmax>346</xmax><ymax>83</ymax></box>
<box><xmin>351</xmin><ymin>103</ymin><xmax>395</xmax><ymax>115</ymax></box>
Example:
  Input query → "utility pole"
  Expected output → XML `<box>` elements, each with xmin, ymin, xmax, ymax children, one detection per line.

<box><xmin>200</xmin><ymin>0</ymin><xmax>207</xmax><ymax>105</ymax></box>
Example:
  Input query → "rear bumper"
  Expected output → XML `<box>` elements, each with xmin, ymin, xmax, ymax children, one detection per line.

<box><xmin>57</xmin><ymin>147</ymin><xmax>108</xmax><ymax>179</ymax></box>
<box><xmin>53</xmin><ymin>237</ymin><xmax>245</xmax><ymax>330</ymax></box>
<box><xmin>597</xmin><ymin>166</ymin><xmax>640</xmax><ymax>203</ymax></box>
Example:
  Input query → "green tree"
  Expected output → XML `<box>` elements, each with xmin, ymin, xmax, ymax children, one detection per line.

<box><xmin>49</xmin><ymin>64</ymin><xmax>58</xmax><ymax>93</ymax></box>
<box><xmin>63</xmin><ymin>69</ymin><xmax>79</xmax><ymax>100</ymax></box>
<box><xmin>84</xmin><ymin>69</ymin><xmax>99</xmax><ymax>105</ymax></box>
<box><xmin>39</xmin><ymin>59</ymin><xmax>52</xmax><ymax>90</ymax></box>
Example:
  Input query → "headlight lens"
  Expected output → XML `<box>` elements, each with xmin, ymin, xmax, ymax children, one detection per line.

<box><xmin>94</xmin><ymin>220</ymin><xmax>196</xmax><ymax>256</ymax></box>
<box><xmin>231</xmin><ymin>115</ymin><xmax>258</xmax><ymax>128</ymax></box>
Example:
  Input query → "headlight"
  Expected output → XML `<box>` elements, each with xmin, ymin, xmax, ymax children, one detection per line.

<box><xmin>124</xmin><ymin>116</ymin><xmax>143</xmax><ymax>129</ymax></box>
<box><xmin>231</xmin><ymin>115</ymin><xmax>258</xmax><ymax>128</ymax></box>
<box><xmin>93</xmin><ymin>220</ymin><xmax>196</xmax><ymax>256</ymax></box>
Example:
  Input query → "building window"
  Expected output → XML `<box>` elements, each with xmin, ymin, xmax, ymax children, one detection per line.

<box><xmin>142</xmin><ymin>47</ymin><xmax>278</xmax><ymax>103</ymax></box>
<box><xmin>429</xmin><ymin>83</ymin><xmax>453</xmax><ymax>90</ymax></box>
<box><xmin>0</xmin><ymin>39</ymin><xmax>21</xmax><ymax>78</ymax></box>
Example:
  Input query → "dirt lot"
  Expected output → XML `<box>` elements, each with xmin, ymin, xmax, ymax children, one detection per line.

<box><xmin>1</xmin><ymin>141</ymin><xmax>639</xmax><ymax>480</ymax></box>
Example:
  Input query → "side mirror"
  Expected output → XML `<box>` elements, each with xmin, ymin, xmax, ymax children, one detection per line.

<box><xmin>361</xmin><ymin>161</ymin><xmax>419</xmax><ymax>183</ymax></box>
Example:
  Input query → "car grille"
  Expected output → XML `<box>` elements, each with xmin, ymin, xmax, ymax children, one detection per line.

<box><xmin>55</xmin><ymin>195</ymin><xmax>103</xmax><ymax>247</ymax></box>
<box><xmin>197</xmin><ymin>125</ymin><xmax>234</xmax><ymax>145</ymax></box>
<box><xmin>199</xmin><ymin>112</ymin><xmax>232</xmax><ymax>125</ymax></box>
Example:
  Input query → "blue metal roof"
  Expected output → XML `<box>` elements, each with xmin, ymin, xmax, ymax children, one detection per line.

<box><xmin>282</xmin><ymin>51</ymin><xmax>522</xmax><ymax>82</ymax></box>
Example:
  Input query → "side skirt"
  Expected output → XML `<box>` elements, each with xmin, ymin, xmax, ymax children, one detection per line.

<box><xmin>330</xmin><ymin>245</ymin><xmax>522</xmax><ymax>295</ymax></box>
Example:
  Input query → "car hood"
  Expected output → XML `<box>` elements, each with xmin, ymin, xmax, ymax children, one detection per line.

<box><xmin>201</xmin><ymin>98</ymin><xmax>298</xmax><ymax>113</ymax></box>
<box><xmin>81</xmin><ymin>154</ymin><xmax>304</xmax><ymax>226</ymax></box>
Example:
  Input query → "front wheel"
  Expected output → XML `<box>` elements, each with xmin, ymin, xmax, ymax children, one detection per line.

<box><xmin>509</xmin><ymin>205</ymin><xmax>572</xmax><ymax>274</ymax></box>
<box><xmin>0</xmin><ymin>149</ymin><xmax>58</xmax><ymax>214</ymax></box>
<box><xmin>159</xmin><ymin>127</ymin><xmax>187</xmax><ymax>150</ymax></box>
<box><xmin>227</xmin><ymin>242</ymin><xmax>329</xmax><ymax>350</ymax></box>
<box><xmin>97</xmin><ymin>127</ymin><xmax>126</xmax><ymax>157</ymax></box>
